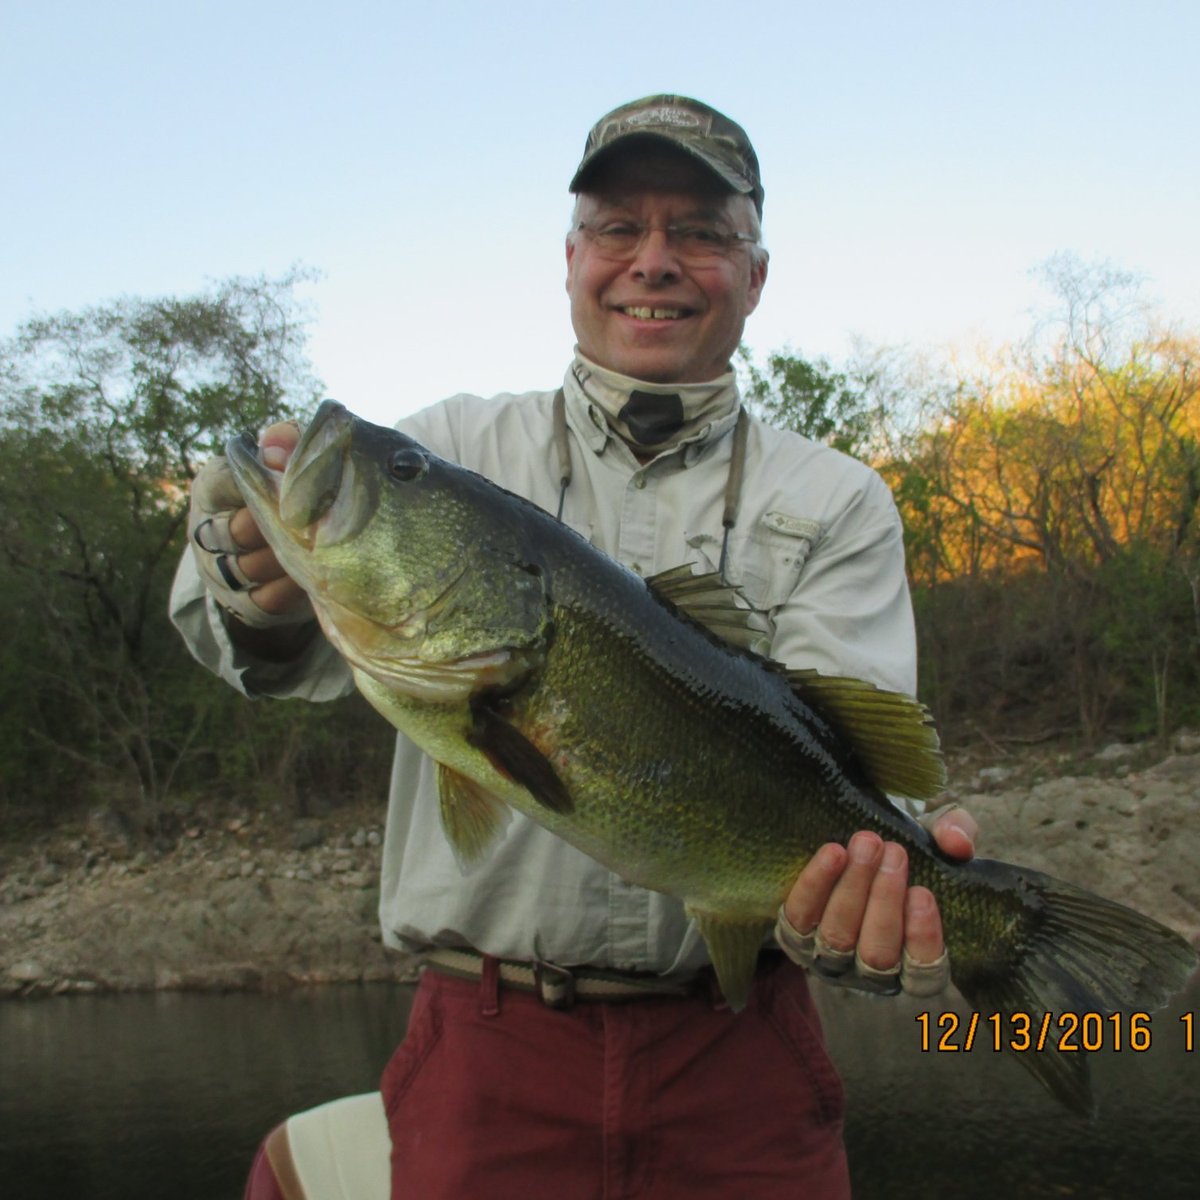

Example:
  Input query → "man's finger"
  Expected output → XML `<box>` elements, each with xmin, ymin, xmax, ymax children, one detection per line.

<box><xmin>931</xmin><ymin>806</ymin><xmax>977</xmax><ymax>861</ymax></box>
<box><xmin>899</xmin><ymin>887</ymin><xmax>950</xmax><ymax>996</ymax></box>
<box><xmin>815</xmin><ymin>831</ymin><xmax>883</xmax><ymax>953</ymax></box>
<box><xmin>856</xmin><ymin>842</ymin><xmax>908</xmax><ymax>971</ymax></box>
<box><xmin>902</xmin><ymin>886</ymin><xmax>944</xmax><ymax>965</ymax></box>
<box><xmin>782</xmin><ymin>842</ymin><xmax>849</xmax><ymax>936</ymax></box>
<box><xmin>228</xmin><ymin>507</ymin><xmax>268</xmax><ymax>552</ymax></box>
<box><xmin>260</xmin><ymin>420</ymin><xmax>302</xmax><ymax>466</ymax></box>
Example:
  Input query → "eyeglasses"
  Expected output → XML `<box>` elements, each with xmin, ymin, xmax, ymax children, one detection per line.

<box><xmin>574</xmin><ymin>219</ymin><xmax>759</xmax><ymax>263</ymax></box>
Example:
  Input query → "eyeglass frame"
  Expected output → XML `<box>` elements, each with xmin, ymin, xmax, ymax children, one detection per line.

<box><xmin>573</xmin><ymin>218</ymin><xmax>760</xmax><ymax>262</ymax></box>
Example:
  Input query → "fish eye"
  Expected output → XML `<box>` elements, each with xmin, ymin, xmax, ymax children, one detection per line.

<box><xmin>388</xmin><ymin>447</ymin><xmax>428</xmax><ymax>482</ymax></box>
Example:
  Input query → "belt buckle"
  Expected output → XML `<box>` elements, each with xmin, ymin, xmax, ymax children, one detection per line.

<box><xmin>533</xmin><ymin>960</ymin><xmax>577</xmax><ymax>1009</ymax></box>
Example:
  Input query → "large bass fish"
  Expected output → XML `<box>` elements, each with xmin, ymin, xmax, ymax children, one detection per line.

<box><xmin>226</xmin><ymin>400</ymin><xmax>1195</xmax><ymax>1114</ymax></box>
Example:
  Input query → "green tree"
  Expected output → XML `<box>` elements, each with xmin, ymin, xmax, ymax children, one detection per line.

<box><xmin>0</xmin><ymin>270</ymin><xmax>329</xmax><ymax>824</ymax></box>
<box><xmin>738</xmin><ymin>344</ymin><xmax>887</xmax><ymax>459</ymax></box>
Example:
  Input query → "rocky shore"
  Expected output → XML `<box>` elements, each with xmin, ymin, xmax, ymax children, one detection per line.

<box><xmin>1</xmin><ymin>800</ymin><xmax>416</xmax><ymax>998</ymax></box>
<box><xmin>3</xmin><ymin>740</ymin><xmax>1199</xmax><ymax>999</ymax></box>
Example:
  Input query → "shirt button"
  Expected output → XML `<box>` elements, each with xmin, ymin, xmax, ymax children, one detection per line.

<box><xmin>634</xmin><ymin>476</ymin><xmax>647</xmax><ymax>490</ymax></box>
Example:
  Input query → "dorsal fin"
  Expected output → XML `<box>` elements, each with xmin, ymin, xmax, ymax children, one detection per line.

<box><xmin>787</xmin><ymin>668</ymin><xmax>946</xmax><ymax>800</ymax></box>
<box><xmin>645</xmin><ymin>565</ymin><xmax>772</xmax><ymax>655</ymax></box>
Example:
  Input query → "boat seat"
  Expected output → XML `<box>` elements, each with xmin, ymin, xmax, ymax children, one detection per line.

<box><xmin>249</xmin><ymin>1092</ymin><xmax>391</xmax><ymax>1200</ymax></box>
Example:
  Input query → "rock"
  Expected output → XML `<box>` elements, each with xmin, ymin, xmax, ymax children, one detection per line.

<box><xmin>976</xmin><ymin>766</ymin><xmax>1015</xmax><ymax>789</ymax></box>
<box><xmin>1145</xmin><ymin>754</ymin><xmax>1200</xmax><ymax>783</ymax></box>
<box><xmin>1094</xmin><ymin>742</ymin><xmax>1138</xmax><ymax>762</ymax></box>
<box><xmin>291</xmin><ymin>820</ymin><xmax>324</xmax><ymax>851</ymax></box>
<box><xmin>9</xmin><ymin>960</ymin><xmax>45</xmax><ymax>983</ymax></box>
<box><xmin>32</xmin><ymin>864</ymin><xmax>63</xmax><ymax>887</ymax></box>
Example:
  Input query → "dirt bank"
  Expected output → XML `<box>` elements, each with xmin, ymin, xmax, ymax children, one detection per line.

<box><xmin>3</xmin><ymin>740</ymin><xmax>1198</xmax><ymax>998</ymax></box>
<box><xmin>0</xmin><ymin>798</ymin><xmax>415</xmax><ymax>997</ymax></box>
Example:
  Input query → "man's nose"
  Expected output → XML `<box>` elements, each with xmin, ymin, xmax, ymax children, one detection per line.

<box><xmin>627</xmin><ymin>228</ymin><xmax>682</xmax><ymax>281</ymax></box>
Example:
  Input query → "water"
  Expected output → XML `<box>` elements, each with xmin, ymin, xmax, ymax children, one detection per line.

<box><xmin>823</xmin><ymin>985</ymin><xmax>1200</xmax><ymax>1199</ymax></box>
<box><xmin>1</xmin><ymin>980</ymin><xmax>1197</xmax><ymax>1199</ymax></box>
<box><xmin>0</xmin><ymin>986</ymin><xmax>413</xmax><ymax>1200</ymax></box>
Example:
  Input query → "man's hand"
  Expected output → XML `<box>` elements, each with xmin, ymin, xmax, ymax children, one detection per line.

<box><xmin>188</xmin><ymin>421</ymin><xmax>311</xmax><ymax>628</ymax></box>
<box><xmin>775</xmin><ymin>806</ymin><xmax>978</xmax><ymax>997</ymax></box>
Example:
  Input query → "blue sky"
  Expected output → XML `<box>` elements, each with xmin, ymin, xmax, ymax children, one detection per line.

<box><xmin>3</xmin><ymin>0</ymin><xmax>1197</xmax><ymax>426</ymax></box>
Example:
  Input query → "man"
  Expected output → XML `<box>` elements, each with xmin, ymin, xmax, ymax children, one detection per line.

<box><xmin>173</xmin><ymin>96</ymin><xmax>976</xmax><ymax>1198</ymax></box>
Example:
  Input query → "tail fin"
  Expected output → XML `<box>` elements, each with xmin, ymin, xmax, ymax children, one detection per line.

<box><xmin>949</xmin><ymin>860</ymin><xmax>1197</xmax><ymax>1116</ymax></box>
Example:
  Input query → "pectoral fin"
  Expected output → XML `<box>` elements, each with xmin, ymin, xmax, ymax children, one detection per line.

<box><xmin>688</xmin><ymin>908</ymin><xmax>773</xmax><ymax>1011</ymax></box>
<box><xmin>468</xmin><ymin>701</ymin><xmax>573</xmax><ymax>815</ymax></box>
<box><xmin>436</xmin><ymin>763</ymin><xmax>511</xmax><ymax>865</ymax></box>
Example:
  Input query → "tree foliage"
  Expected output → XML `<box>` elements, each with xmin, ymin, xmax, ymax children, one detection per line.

<box><xmin>738</xmin><ymin>344</ymin><xmax>889</xmax><ymax>459</ymax></box>
<box><xmin>754</xmin><ymin>259</ymin><xmax>1200</xmax><ymax>746</ymax></box>
<box><xmin>0</xmin><ymin>271</ymin><xmax>392</xmax><ymax>827</ymax></box>
<box><xmin>4</xmin><ymin>258</ymin><xmax>1197</xmax><ymax>836</ymax></box>
<box><xmin>889</xmin><ymin>260</ymin><xmax>1200</xmax><ymax>743</ymax></box>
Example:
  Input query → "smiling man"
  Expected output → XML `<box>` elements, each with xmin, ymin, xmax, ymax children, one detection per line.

<box><xmin>566</xmin><ymin>148</ymin><xmax>767</xmax><ymax>388</ymax></box>
<box><xmin>173</xmin><ymin>95</ymin><xmax>976</xmax><ymax>1199</ymax></box>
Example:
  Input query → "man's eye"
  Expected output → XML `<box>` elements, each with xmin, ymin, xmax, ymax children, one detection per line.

<box><xmin>677</xmin><ymin>226</ymin><xmax>725</xmax><ymax>245</ymax></box>
<box><xmin>600</xmin><ymin>223</ymin><xmax>640</xmax><ymax>238</ymax></box>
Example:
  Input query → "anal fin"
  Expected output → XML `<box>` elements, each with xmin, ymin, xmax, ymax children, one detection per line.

<box><xmin>688</xmin><ymin>908</ymin><xmax>773</xmax><ymax>1011</ymax></box>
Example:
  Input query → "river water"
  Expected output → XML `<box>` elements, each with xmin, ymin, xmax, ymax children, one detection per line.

<box><xmin>2</xmin><ymin>978</ymin><xmax>1197</xmax><ymax>1199</ymax></box>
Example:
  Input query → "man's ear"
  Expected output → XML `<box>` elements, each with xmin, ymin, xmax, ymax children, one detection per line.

<box><xmin>746</xmin><ymin>251</ymin><xmax>769</xmax><ymax>315</ymax></box>
<box><xmin>565</xmin><ymin>234</ymin><xmax>578</xmax><ymax>295</ymax></box>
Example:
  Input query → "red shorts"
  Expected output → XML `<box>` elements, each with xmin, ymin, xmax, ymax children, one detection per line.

<box><xmin>380</xmin><ymin>955</ymin><xmax>850</xmax><ymax>1199</ymax></box>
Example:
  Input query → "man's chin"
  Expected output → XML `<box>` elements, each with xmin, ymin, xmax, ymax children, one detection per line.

<box><xmin>599</xmin><ymin>349</ymin><xmax>702</xmax><ymax>385</ymax></box>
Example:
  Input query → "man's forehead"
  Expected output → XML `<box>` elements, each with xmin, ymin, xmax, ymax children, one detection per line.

<box><xmin>576</xmin><ymin>192</ymin><xmax>735</xmax><ymax>222</ymax></box>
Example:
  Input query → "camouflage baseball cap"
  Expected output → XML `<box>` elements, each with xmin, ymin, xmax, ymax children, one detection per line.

<box><xmin>570</xmin><ymin>95</ymin><xmax>764</xmax><ymax>216</ymax></box>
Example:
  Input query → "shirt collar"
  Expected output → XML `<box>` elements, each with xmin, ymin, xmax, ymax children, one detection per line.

<box><xmin>562</xmin><ymin>352</ymin><xmax>743</xmax><ymax>464</ymax></box>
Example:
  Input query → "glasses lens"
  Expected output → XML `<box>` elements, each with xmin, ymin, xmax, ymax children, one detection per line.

<box><xmin>584</xmin><ymin>222</ymin><xmax>738</xmax><ymax>262</ymax></box>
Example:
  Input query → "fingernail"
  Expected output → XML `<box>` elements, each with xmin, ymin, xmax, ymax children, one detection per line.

<box><xmin>880</xmin><ymin>843</ymin><xmax>906</xmax><ymax>873</ymax></box>
<box><xmin>261</xmin><ymin>445</ymin><xmax>288</xmax><ymax>470</ymax></box>
<box><xmin>848</xmin><ymin>833</ymin><xmax>882</xmax><ymax>865</ymax></box>
<box><xmin>908</xmin><ymin>888</ymin><xmax>934</xmax><ymax>917</ymax></box>
<box><xmin>951</xmin><ymin>819</ymin><xmax>975</xmax><ymax>854</ymax></box>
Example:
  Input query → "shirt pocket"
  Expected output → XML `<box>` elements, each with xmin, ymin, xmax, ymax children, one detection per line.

<box><xmin>688</xmin><ymin>511</ymin><xmax>823</xmax><ymax>614</ymax></box>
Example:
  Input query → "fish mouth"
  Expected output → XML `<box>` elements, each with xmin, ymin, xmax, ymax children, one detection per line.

<box><xmin>226</xmin><ymin>400</ymin><xmax>369</xmax><ymax>547</ymax></box>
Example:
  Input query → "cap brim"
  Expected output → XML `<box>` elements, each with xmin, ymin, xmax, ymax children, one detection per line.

<box><xmin>569</xmin><ymin>132</ymin><xmax>754</xmax><ymax>199</ymax></box>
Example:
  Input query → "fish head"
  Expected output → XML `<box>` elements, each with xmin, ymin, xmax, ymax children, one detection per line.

<box><xmin>225</xmin><ymin>400</ymin><xmax>550</xmax><ymax>700</ymax></box>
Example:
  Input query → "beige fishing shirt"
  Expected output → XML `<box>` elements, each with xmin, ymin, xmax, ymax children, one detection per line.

<box><xmin>169</xmin><ymin>364</ymin><xmax>918</xmax><ymax>978</ymax></box>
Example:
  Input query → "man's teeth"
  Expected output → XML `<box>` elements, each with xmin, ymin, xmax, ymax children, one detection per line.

<box><xmin>621</xmin><ymin>306</ymin><xmax>684</xmax><ymax>320</ymax></box>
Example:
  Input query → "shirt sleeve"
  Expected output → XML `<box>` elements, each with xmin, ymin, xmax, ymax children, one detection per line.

<box><xmin>168</xmin><ymin>526</ymin><xmax>353</xmax><ymax>701</ymax></box>
<box><xmin>167</xmin><ymin>396</ymin><xmax>473</xmax><ymax>700</ymax></box>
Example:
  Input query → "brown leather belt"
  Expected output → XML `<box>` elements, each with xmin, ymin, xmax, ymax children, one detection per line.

<box><xmin>421</xmin><ymin>946</ymin><xmax>703</xmax><ymax>1010</ymax></box>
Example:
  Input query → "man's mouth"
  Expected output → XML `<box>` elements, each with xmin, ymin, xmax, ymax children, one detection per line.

<box><xmin>618</xmin><ymin>306</ymin><xmax>690</xmax><ymax>320</ymax></box>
